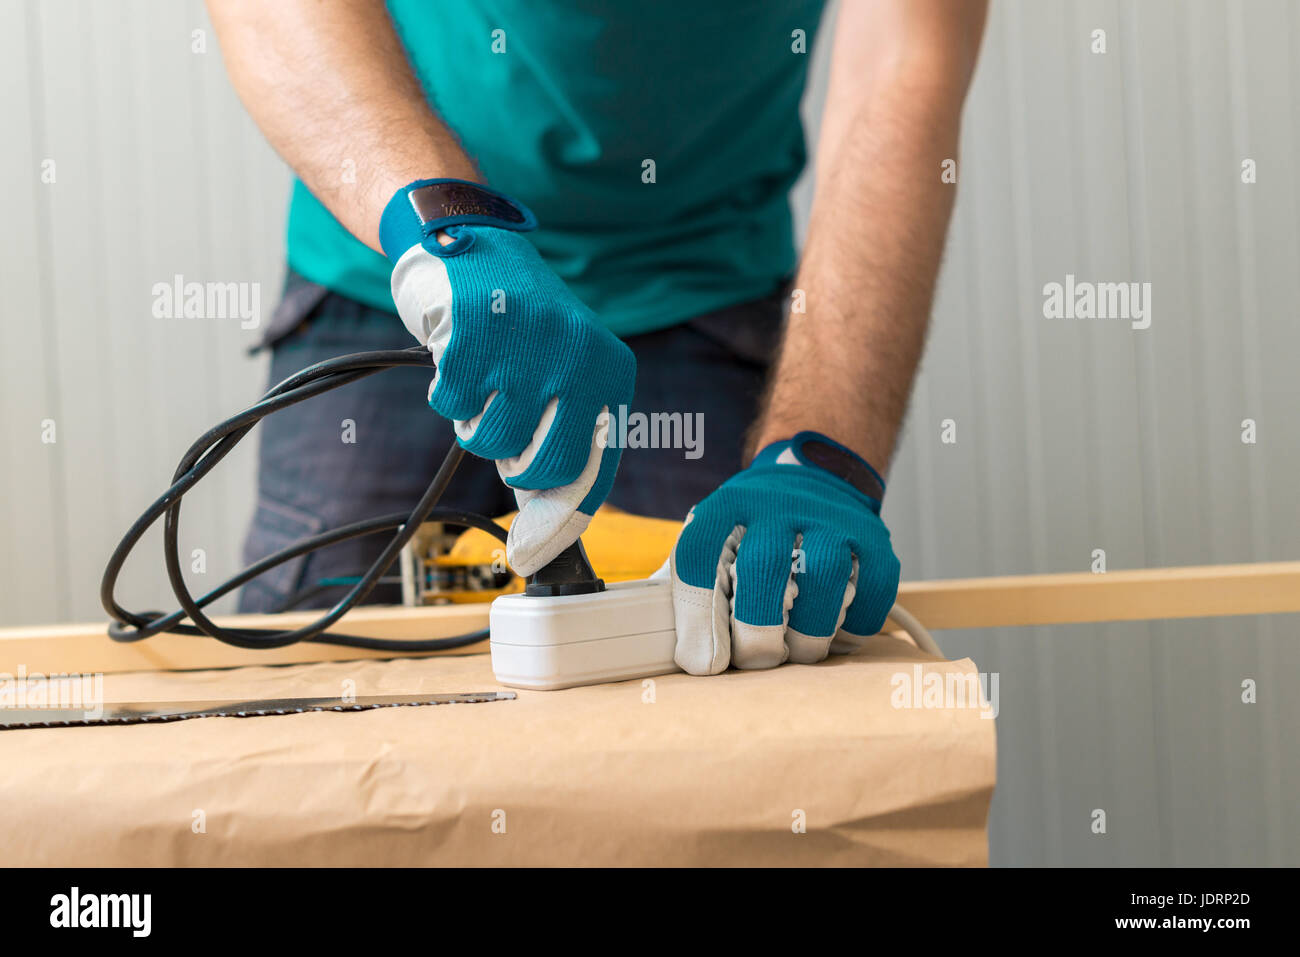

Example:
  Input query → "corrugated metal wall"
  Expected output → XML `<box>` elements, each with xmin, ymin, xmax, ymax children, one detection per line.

<box><xmin>0</xmin><ymin>0</ymin><xmax>284</xmax><ymax>628</ymax></box>
<box><xmin>873</xmin><ymin>0</ymin><xmax>1300</xmax><ymax>866</ymax></box>
<box><xmin>2</xmin><ymin>0</ymin><xmax>1296</xmax><ymax>865</ymax></box>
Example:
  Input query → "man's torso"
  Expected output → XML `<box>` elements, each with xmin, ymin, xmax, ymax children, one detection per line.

<box><xmin>287</xmin><ymin>0</ymin><xmax>826</xmax><ymax>335</ymax></box>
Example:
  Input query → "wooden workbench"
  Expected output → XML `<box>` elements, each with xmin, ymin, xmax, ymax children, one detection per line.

<box><xmin>3</xmin><ymin>560</ymin><xmax>1295</xmax><ymax>866</ymax></box>
<box><xmin>0</xmin><ymin>635</ymin><xmax>994</xmax><ymax>866</ymax></box>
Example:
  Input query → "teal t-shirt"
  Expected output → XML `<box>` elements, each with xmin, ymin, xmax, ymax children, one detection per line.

<box><xmin>286</xmin><ymin>0</ymin><xmax>826</xmax><ymax>337</ymax></box>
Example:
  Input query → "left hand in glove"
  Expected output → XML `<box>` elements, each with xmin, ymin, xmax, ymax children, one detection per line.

<box><xmin>669</xmin><ymin>431</ymin><xmax>900</xmax><ymax>674</ymax></box>
<box><xmin>379</xmin><ymin>178</ymin><xmax>635</xmax><ymax>576</ymax></box>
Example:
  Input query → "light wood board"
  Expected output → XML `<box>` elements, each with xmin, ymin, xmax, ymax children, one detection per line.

<box><xmin>3</xmin><ymin>560</ymin><xmax>1298</xmax><ymax>675</ymax></box>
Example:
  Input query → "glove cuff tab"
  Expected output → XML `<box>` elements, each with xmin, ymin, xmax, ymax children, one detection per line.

<box><xmin>757</xmin><ymin>431</ymin><xmax>886</xmax><ymax>508</ymax></box>
<box><xmin>379</xmin><ymin>179</ymin><xmax>538</xmax><ymax>262</ymax></box>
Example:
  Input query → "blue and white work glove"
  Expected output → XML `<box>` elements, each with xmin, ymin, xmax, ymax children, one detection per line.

<box><xmin>669</xmin><ymin>431</ymin><xmax>900</xmax><ymax>674</ymax></box>
<box><xmin>380</xmin><ymin>179</ymin><xmax>635</xmax><ymax>576</ymax></box>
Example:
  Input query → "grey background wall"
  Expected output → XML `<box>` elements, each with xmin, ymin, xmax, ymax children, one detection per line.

<box><xmin>2</xmin><ymin>0</ymin><xmax>1296</xmax><ymax>866</ymax></box>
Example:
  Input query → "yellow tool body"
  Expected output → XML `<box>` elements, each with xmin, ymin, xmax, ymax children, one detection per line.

<box><xmin>404</xmin><ymin>507</ymin><xmax>682</xmax><ymax>605</ymax></box>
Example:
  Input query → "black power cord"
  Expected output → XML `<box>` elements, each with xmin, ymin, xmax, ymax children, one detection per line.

<box><xmin>101</xmin><ymin>346</ymin><xmax>508</xmax><ymax>653</ymax></box>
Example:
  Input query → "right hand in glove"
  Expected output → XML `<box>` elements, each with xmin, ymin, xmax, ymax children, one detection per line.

<box><xmin>669</xmin><ymin>432</ymin><xmax>900</xmax><ymax>675</ymax></box>
<box><xmin>379</xmin><ymin>178</ymin><xmax>636</xmax><ymax>577</ymax></box>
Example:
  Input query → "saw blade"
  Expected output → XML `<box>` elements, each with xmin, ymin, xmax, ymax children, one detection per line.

<box><xmin>0</xmin><ymin>692</ymin><xmax>516</xmax><ymax>730</ymax></box>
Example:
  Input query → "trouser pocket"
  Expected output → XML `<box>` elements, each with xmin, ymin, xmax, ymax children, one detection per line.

<box><xmin>250</xmin><ymin>272</ymin><xmax>331</xmax><ymax>354</ymax></box>
<box><xmin>237</xmin><ymin>494</ymin><xmax>326</xmax><ymax>613</ymax></box>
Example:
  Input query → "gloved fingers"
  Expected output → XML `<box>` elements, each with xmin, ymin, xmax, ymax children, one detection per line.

<box><xmin>452</xmin><ymin>390</ymin><xmax>494</xmax><ymax>448</ymax></box>
<box><xmin>785</xmin><ymin>527</ymin><xmax>854</xmax><ymax>664</ymax></box>
<box><xmin>499</xmin><ymin>396</ymin><xmax>602</xmax><ymax>491</ymax></box>
<box><xmin>670</xmin><ymin>514</ymin><xmax>742</xmax><ymax>675</ymax></box>
<box><xmin>575</xmin><ymin>417</ymin><xmax>623</xmax><ymax>517</ymax></box>
<box><xmin>453</xmin><ymin>390</ymin><xmax>549</xmax><ymax>462</ymax></box>
<box><xmin>728</xmin><ymin>523</ymin><xmax>797</xmax><ymax>670</ymax></box>
<box><xmin>427</xmin><ymin>360</ymin><xmax>494</xmax><ymax>422</ymax></box>
<box><xmin>390</xmin><ymin>245</ymin><xmax>453</xmax><ymax>352</ymax></box>
<box><xmin>504</xmin><ymin>414</ymin><xmax>605</xmax><ymax>576</ymax></box>
<box><xmin>839</xmin><ymin>539</ymin><xmax>901</xmax><ymax>640</ymax></box>
<box><xmin>494</xmin><ymin>396</ymin><xmax>555</xmax><ymax>482</ymax></box>
<box><xmin>827</xmin><ymin>557</ymin><xmax>863</xmax><ymax>655</ymax></box>
<box><xmin>393</xmin><ymin>246</ymin><xmax>486</xmax><ymax>422</ymax></box>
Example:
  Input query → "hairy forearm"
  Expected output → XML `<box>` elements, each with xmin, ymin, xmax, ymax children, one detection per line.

<box><xmin>751</xmin><ymin>0</ymin><xmax>986</xmax><ymax>475</ymax></box>
<box><xmin>206</xmin><ymin>0</ymin><xmax>478</xmax><ymax>252</ymax></box>
<box><xmin>752</xmin><ymin>79</ymin><xmax>963</xmax><ymax>472</ymax></box>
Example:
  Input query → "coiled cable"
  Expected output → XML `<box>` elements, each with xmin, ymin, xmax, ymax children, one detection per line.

<box><xmin>101</xmin><ymin>346</ymin><xmax>504</xmax><ymax>653</ymax></box>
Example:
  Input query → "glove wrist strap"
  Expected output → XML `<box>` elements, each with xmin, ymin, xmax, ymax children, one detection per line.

<box><xmin>379</xmin><ymin>178</ymin><xmax>537</xmax><ymax>262</ymax></box>
<box><xmin>760</xmin><ymin>431</ymin><xmax>887</xmax><ymax>505</ymax></box>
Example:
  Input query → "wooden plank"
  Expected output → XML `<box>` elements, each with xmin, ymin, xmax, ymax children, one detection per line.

<box><xmin>893</xmin><ymin>560</ymin><xmax>1300</xmax><ymax>630</ymax></box>
<box><xmin>5</xmin><ymin>560</ymin><xmax>1299</xmax><ymax>676</ymax></box>
<box><xmin>0</xmin><ymin>604</ymin><xmax>490</xmax><ymax>675</ymax></box>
